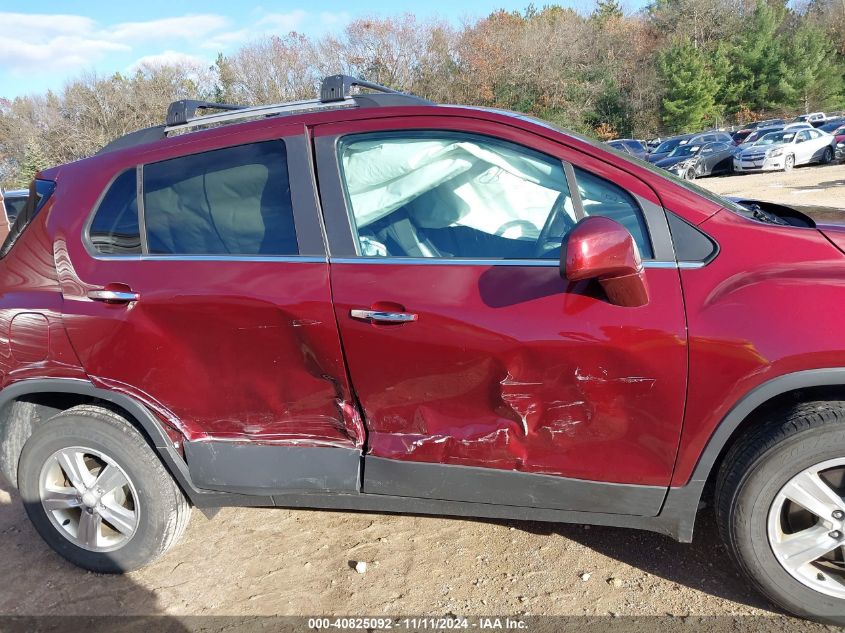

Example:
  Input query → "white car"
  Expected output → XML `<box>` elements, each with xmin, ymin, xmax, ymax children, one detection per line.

<box><xmin>733</xmin><ymin>128</ymin><xmax>836</xmax><ymax>172</ymax></box>
<box><xmin>794</xmin><ymin>112</ymin><xmax>826</xmax><ymax>125</ymax></box>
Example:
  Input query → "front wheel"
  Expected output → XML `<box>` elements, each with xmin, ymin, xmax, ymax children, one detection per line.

<box><xmin>716</xmin><ymin>401</ymin><xmax>845</xmax><ymax>624</ymax></box>
<box><xmin>17</xmin><ymin>405</ymin><xmax>190</xmax><ymax>573</ymax></box>
<box><xmin>784</xmin><ymin>154</ymin><xmax>795</xmax><ymax>171</ymax></box>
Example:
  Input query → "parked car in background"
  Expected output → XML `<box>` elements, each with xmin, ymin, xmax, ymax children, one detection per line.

<box><xmin>648</xmin><ymin>131</ymin><xmax>734</xmax><ymax>163</ymax></box>
<box><xmin>741</xmin><ymin>122</ymin><xmax>813</xmax><ymax>145</ymax></box>
<box><xmin>819</xmin><ymin>118</ymin><xmax>845</xmax><ymax>134</ymax></box>
<box><xmin>833</xmin><ymin>126</ymin><xmax>845</xmax><ymax>161</ymax></box>
<box><xmin>653</xmin><ymin>141</ymin><xmax>735</xmax><ymax>179</ymax></box>
<box><xmin>733</xmin><ymin>118</ymin><xmax>787</xmax><ymax>144</ymax></box>
<box><xmin>794</xmin><ymin>112</ymin><xmax>827</xmax><ymax>126</ymax></box>
<box><xmin>734</xmin><ymin>128</ymin><xmax>835</xmax><ymax>171</ymax></box>
<box><xmin>607</xmin><ymin>139</ymin><xmax>649</xmax><ymax>161</ymax></box>
<box><xmin>1</xmin><ymin>189</ymin><xmax>28</xmax><ymax>224</ymax></box>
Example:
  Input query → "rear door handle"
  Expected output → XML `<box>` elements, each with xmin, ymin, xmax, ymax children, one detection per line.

<box><xmin>350</xmin><ymin>309</ymin><xmax>418</xmax><ymax>324</ymax></box>
<box><xmin>87</xmin><ymin>289</ymin><xmax>140</xmax><ymax>303</ymax></box>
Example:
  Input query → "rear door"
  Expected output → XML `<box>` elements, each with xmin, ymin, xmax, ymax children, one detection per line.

<box><xmin>314</xmin><ymin>116</ymin><xmax>688</xmax><ymax>515</ymax></box>
<box><xmin>59</xmin><ymin>126</ymin><xmax>363</xmax><ymax>493</ymax></box>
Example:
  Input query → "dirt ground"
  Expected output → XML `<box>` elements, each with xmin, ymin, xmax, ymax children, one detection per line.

<box><xmin>1</xmin><ymin>164</ymin><xmax>844</xmax><ymax>628</ymax></box>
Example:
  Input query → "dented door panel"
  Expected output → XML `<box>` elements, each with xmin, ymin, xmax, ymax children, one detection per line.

<box><xmin>330</xmin><ymin>262</ymin><xmax>687</xmax><ymax>486</ymax></box>
<box><xmin>59</xmin><ymin>259</ymin><xmax>363</xmax><ymax>446</ymax></box>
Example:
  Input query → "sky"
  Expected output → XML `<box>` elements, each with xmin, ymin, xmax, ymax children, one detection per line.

<box><xmin>0</xmin><ymin>0</ymin><xmax>648</xmax><ymax>100</ymax></box>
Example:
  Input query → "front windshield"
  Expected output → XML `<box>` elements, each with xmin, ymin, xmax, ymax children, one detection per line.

<box><xmin>654</xmin><ymin>138</ymin><xmax>686</xmax><ymax>154</ymax></box>
<box><xmin>753</xmin><ymin>131</ymin><xmax>794</xmax><ymax>146</ymax></box>
<box><xmin>668</xmin><ymin>144</ymin><xmax>699</xmax><ymax>158</ymax></box>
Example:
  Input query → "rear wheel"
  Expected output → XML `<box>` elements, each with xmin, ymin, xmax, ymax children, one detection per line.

<box><xmin>822</xmin><ymin>146</ymin><xmax>834</xmax><ymax>164</ymax></box>
<box><xmin>17</xmin><ymin>405</ymin><xmax>190</xmax><ymax>573</ymax></box>
<box><xmin>716</xmin><ymin>402</ymin><xmax>845</xmax><ymax>624</ymax></box>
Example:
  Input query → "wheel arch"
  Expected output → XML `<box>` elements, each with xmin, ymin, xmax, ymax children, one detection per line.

<box><xmin>0</xmin><ymin>378</ymin><xmax>245</xmax><ymax>507</ymax></box>
<box><xmin>690</xmin><ymin>369</ymin><xmax>845</xmax><ymax>487</ymax></box>
<box><xmin>659</xmin><ymin>369</ymin><xmax>845</xmax><ymax>542</ymax></box>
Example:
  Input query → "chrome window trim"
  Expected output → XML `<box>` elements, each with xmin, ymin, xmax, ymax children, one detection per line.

<box><xmin>83</xmin><ymin>254</ymin><xmax>327</xmax><ymax>263</ymax></box>
<box><xmin>329</xmin><ymin>257</ymin><xmax>688</xmax><ymax>269</ymax></box>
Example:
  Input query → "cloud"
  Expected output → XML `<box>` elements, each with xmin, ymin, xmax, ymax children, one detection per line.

<box><xmin>128</xmin><ymin>51</ymin><xmax>209</xmax><ymax>72</ymax></box>
<box><xmin>0</xmin><ymin>10</ymin><xmax>353</xmax><ymax>83</ymax></box>
<box><xmin>109</xmin><ymin>15</ymin><xmax>230</xmax><ymax>43</ymax></box>
<box><xmin>256</xmin><ymin>10</ymin><xmax>309</xmax><ymax>32</ymax></box>
<box><xmin>0</xmin><ymin>13</ymin><xmax>129</xmax><ymax>74</ymax></box>
<box><xmin>200</xmin><ymin>29</ymin><xmax>253</xmax><ymax>51</ymax></box>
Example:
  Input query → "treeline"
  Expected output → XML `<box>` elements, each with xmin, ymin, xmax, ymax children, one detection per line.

<box><xmin>1</xmin><ymin>0</ymin><xmax>844</xmax><ymax>188</ymax></box>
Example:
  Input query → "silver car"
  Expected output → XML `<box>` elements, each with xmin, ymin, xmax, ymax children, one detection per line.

<box><xmin>733</xmin><ymin>128</ymin><xmax>836</xmax><ymax>172</ymax></box>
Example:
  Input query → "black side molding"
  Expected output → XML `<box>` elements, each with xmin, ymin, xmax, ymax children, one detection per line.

<box><xmin>184</xmin><ymin>442</ymin><xmax>362</xmax><ymax>495</ymax></box>
<box><xmin>362</xmin><ymin>456</ymin><xmax>665</xmax><ymax>516</ymax></box>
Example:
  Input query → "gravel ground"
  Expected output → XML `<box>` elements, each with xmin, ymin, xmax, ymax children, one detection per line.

<box><xmin>1</xmin><ymin>163</ymin><xmax>844</xmax><ymax>629</ymax></box>
<box><xmin>694</xmin><ymin>161</ymin><xmax>845</xmax><ymax>210</ymax></box>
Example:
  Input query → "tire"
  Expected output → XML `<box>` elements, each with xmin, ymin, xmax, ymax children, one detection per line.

<box><xmin>716</xmin><ymin>401</ymin><xmax>845</xmax><ymax>624</ymax></box>
<box><xmin>784</xmin><ymin>154</ymin><xmax>795</xmax><ymax>171</ymax></box>
<box><xmin>683</xmin><ymin>165</ymin><xmax>697</xmax><ymax>180</ymax></box>
<box><xmin>17</xmin><ymin>405</ymin><xmax>190</xmax><ymax>573</ymax></box>
<box><xmin>822</xmin><ymin>146</ymin><xmax>834</xmax><ymax>165</ymax></box>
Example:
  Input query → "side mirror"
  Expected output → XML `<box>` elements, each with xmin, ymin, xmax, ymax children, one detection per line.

<box><xmin>562</xmin><ymin>216</ymin><xmax>649</xmax><ymax>307</ymax></box>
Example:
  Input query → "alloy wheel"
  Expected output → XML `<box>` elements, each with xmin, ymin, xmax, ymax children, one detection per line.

<box><xmin>38</xmin><ymin>446</ymin><xmax>140</xmax><ymax>552</ymax></box>
<box><xmin>768</xmin><ymin>457</ymin><xmax>845</xmax><ymax>599</ymax></box>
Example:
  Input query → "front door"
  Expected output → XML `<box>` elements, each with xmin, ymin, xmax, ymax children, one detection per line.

<box><xmin>59</xmin><ymin>128</ymin><xmax>364</xmax><ymax>491</ymax></box>
<box><xmin>314</xmin><ymin>117</ymin><xmax>688</xmax><ymax>515</ymax></box>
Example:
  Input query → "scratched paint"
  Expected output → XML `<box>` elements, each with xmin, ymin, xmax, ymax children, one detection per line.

<box><xmin>330</xmin><ymin>262</ymin><xmax>688</xmax><ymax>486</ymax></box>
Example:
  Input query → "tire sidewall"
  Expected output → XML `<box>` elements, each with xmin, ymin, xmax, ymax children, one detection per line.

<box><xmin>18</xmin><ymin>414</ymin><xmax>177</xmax><ymax>573</ymax></box>
<box><xmin>734</xmin><ymin>425</ymin><xmax>845</xmax><ymax>620</ymax></box>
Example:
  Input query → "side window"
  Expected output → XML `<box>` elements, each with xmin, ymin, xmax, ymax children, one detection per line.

<box><xmin>573</xmin><ymin>167</ymin><xmax>653</xmax><ymax>258</ymax></box>
<box><xmin>337</xmin><ymin>132</ymin><xmax>653</xmax><ymax>261</ymax></box>
<box><xmin>88</xmin><ymin>170</ymin><xmax>141</xmax><ymax>255</ymax></box>
<box><xmin>338</xmin><ymin>133</ymin><xmax>575</xmax><ymax>260</ymax></box>
<box><xmin>711</xmin><ymin>143</ymin><xmax>729</xmax><ymax>151</ymax></box>
<box><xmin>809</xmin><ymin>129</ymin><xmax>822</xmax><ymax>139</ymax></box>
<box><xmin>797</xmin><ymin>130</ymin><xmax>811</xmax><ymax>142</ymax></box>
<box><xmin>143</xmin><ymin>141</ymin><xmax>298</xmax><ymax>256</ymax></box>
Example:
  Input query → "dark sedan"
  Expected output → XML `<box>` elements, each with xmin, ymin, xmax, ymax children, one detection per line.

<box><xmin>647</xmin><ymin>131</ymin><xmax>734</xmax><ymax>163</ymax></box>
<box><xmin>607</xmin><ymin>139</ymin><xmax>649</xmax><ymax>161</ymax></box>
<box><xmin>654</xmin><ymin>141</ymin><xmax>735</xmax><ymax>179</ymax></box>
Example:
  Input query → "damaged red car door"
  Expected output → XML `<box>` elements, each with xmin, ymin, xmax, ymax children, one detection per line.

<box><xmin>315</xmin><ymin>116</ymin><xmax>687</xmax><ymax>514</ymax></box>
<box><xmin>59</xmin><ymin>127</ymin><xmax>364</xmax><ymax>457</ymax></box>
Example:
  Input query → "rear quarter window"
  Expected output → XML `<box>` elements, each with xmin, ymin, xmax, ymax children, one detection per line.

<box><xmin>142</xmin><ymin>141</ymin><xmax>298</xmax><ymax>256</ymax></box>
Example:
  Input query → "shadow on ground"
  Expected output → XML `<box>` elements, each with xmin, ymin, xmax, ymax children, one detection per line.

<box><xmin>499</xmin><ymin>508</ymin><xmax>778</xmax><ymax>613</ymax></box>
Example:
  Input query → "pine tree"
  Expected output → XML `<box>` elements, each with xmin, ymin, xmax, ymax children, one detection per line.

<box><xmin>728</xmin><ymin>0</ymin><xmax>791</xmax><ymax>111</ymax></box>
<box><xmin>658</xmin><ymin>38</ymin><xmax>719</xmax><ymax>132</ymax></box>
<box><xmin>784</xmin><ymin>22</ymin><xmax>845</xmax><ymax>112</ymax></box>
<box><xmin>14</xmin><ymin>140</ymin><xmax>49</xmax><ymax>188</ymax></box>
<box><xmin>593</xmin><ymin>0</ymin><xmax>624</xmax><ymax>24</ymax></box>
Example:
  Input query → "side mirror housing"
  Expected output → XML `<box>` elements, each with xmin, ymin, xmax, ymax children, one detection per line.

<box><xmin>562</xmin><ymin>216</ymin><xmax>649</xmax><ymax>307</ymax></box>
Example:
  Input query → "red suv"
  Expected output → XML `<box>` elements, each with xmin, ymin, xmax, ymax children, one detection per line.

<box><xmin>2</xmin><ymin>76</ymin><xmax>845</xmax><ymax>622</ymax></box>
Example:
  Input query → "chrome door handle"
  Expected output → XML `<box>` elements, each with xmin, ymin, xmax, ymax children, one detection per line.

<box><xmin>87</xmin><ymin>289</ymin><xmax>140</xmax><ymax>302</ymax></box>
<box><xmin>350</xmin><ymin>309</ymin><xmax>418</xmax><ymax>323</ymax></box>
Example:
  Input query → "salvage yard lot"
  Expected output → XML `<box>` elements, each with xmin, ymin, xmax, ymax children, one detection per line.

<box><xmin>696</xmin><ymin>161</ymin><xmax>845</xmax><ymax>209</ymax></box>
<box><xmin>0</xmin><ymin>165</ymin><xmax>843</xmax><ymax>626</ymax></box>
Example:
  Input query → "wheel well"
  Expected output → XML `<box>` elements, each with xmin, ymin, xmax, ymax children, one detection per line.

<box><xmin>0</xmin><ymin>391</ymin><xmax>159</xmax><ymax>488</ymax></box>
<box><xmin>703</xmin><ymin>385</ymin><xmax>845</xmax><ymax>502</ymax></box>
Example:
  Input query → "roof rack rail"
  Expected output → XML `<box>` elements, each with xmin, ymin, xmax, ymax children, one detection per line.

<box><xmin>97</xmin><ymin>75</ymin><xmax>432</xmax><ymax>155</ymax></box>
<box><xmin>166</xmin><ymin>100</ymin><xmax>246</xmax><ymax>127</ymax></box>
<box><xmin>320</xmin><ymin>75</ymin><xmax>400</xmax><ymax>102</ymax></box>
